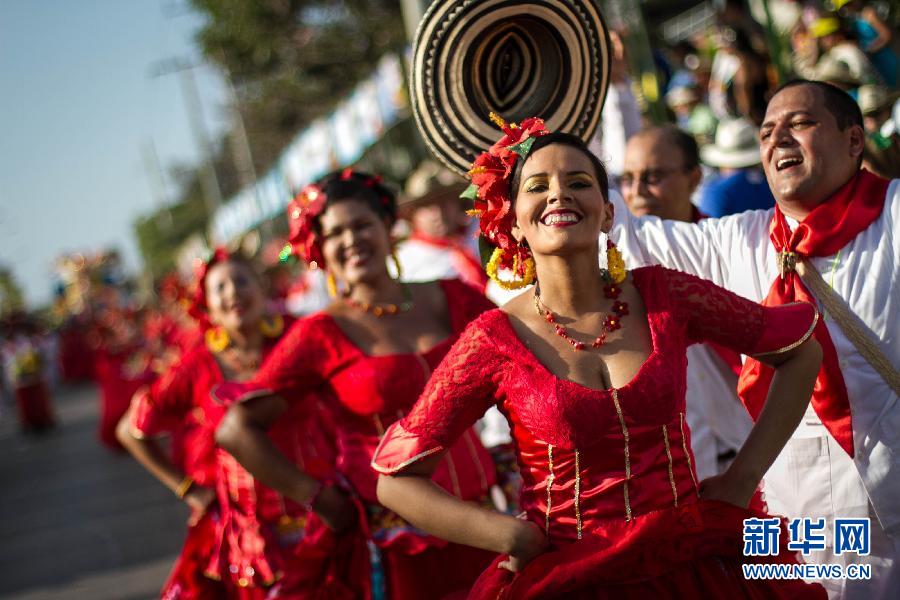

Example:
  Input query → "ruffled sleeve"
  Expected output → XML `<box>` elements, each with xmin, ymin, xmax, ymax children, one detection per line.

<box><xmin>130</xmin><ymin>350</ymin><xmax>201</xmax><ymax>438</ymax></box>
<box><xmin>372</xmin><ymin>311</ymin><xmax>504</xmax><ymax>474</ymax></box>
<box><xmin>661</xmin><ymin>267</ymin><xmax>818</xmax><ymax>356</ymax></box>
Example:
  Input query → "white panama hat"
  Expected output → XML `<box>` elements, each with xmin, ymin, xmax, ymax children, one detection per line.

<box><xmin>700</xmin><ymin>118</ymin><xmax>761</xmax><ymax>169</ymax></box>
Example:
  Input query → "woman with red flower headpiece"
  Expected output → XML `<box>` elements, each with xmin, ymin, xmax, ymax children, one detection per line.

<box><xmin>374</xmin><ymin>119</ymin><xmax>828</xmax><ymax>598</ymax></box>
<box><xmin>116</xmin><ymin>250</ymin><xmax>335</xmax><ymax>599</ymax></box>
<box><xmin>215</xmin><ymin>169</ymin><xmax>500</xmax><ymax>599</ymax></box>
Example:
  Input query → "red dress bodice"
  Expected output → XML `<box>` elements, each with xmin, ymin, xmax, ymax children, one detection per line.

<box><xmin>373</xmin><ymin>266</ymin><xmax>825</xmax><ymax>599</ymax></box>
<box><xmin>242</xmin><ymin>279</ymin><xmax>498</xmax><ymax>550</ymax></box>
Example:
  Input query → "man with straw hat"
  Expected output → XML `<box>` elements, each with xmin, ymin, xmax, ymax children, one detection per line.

<box><xmin>611</xmin><ymin>80</ymin><xmax>899</xmax><ymax>598</ymax></box>
<box><xmin>699</xmin><ymin>117</ymin><xmax>775</xmax><ymax>217</ymax></box>
<box><xmin>394</xmin><ymin>160</ymin><xmax>487</xmax><ymax>291</ymax></box>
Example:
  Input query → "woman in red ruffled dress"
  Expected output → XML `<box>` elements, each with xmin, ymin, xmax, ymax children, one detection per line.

<box><xmin>94</xmin><ymin>307</ymin><xmax>156</xmax><ymax>450</ymax></box>
<box><xmin>215</xmin><ymin>170</ymin><xmax>500</xmax><ymax>599</ymax></box>
<box><xmin>117</xmin><ymin>249</ymin><xmax>333</xmax><ymax>599</ymax></box>
<box><xmin>374</xmin><ymin>121</ymin><xmax>828</xmax><ymax>598</ymax></box>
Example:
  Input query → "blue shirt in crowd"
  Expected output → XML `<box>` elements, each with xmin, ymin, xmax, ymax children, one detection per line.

<box><xmin>699</xmin><ymin>169</ymin><xmax>776</xmax><ymax>218</ymax></box>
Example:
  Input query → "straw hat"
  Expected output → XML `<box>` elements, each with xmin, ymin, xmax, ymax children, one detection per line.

<box><xmin>398</xmin><ymin>160</ymin><xmax>467</xmax><ymax>213</ymax></box>
<box><xmin>815</xmin><ymin>59</ymin><xmax>862</xmax><ymax>88</ymax></box>
<box><xmin>701</xmin><ymin>118</ymin><xmax>761</xmax><ymax>168</ymax></box>
<box><xmin>410</xmin><ymin>0</ymin><xmax>612</xmax><ymax>175</ymax></box>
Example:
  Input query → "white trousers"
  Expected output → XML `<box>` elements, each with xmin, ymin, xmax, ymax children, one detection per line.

<box><xmin>763</xmin><ymin>430</ymin><xmax>899</xmax><ymax>599</ymax></box>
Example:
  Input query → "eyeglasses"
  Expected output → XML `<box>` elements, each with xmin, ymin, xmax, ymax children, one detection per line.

<box><xmin>616</xmin><ymin>167</ymin><xmax>688</xmax><ymax>188</ymax></box>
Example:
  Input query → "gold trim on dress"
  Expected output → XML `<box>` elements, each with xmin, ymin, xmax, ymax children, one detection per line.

<box><xmin>752</xmin><ymin>304</ymin><xmax>819</xmax><ymax>357</ymax></box>
<box><xmin>679</xmin><ymin>412</ymin><xmax>700</xmax><ymax>495</ymax></box>
<box><xmin>612</xmin><ymin>389</ymin><xmax>632</xmax><ymax>522</ymax></box>
<box><xmin>545</xmin><ymin>443</ymin><xmax>555</xmax><ymax>534</ymax></box>
<box><xmin>443</xmin><ymin>450</ymin><xmax>462</xmax><ymax>497</ymax></box>
<box><xmin>662</xmin><ymin>424</ymin><xmax>678</xmax><ymax>507</ymax></box>
<box><xmin>574</xmin><ymin>448</ymin><xmax>583</xmax><ymax>540</ymax></box>
<box><xmin>370</xmin><ymin>445</ymin><xmax>445</xmax><ymax>474</ymax></box>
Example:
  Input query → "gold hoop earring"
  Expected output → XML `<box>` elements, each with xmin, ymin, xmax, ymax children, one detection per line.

<box><xmin>205</xmin><ymin>326</ymin><xmax>230</xmax><ymax>353</ymax></box>
<box><xmin>390</xmin><ymin>250</ymin><xmax>403</xmax><ymax>281</ymax></box>
<box><xmin>259</xmin><ymin>314</ymin><xmax>284</xmax><ymax>338</ymax></box>
<box><xmin>326</xmin><ymin>271</ymin><xmax>338</xmax><ymax>298</ymax></box>
<box><xmin>486</xmin><ymin>247</ymin><xmax>535</xmax><ymax>291</ymax></box>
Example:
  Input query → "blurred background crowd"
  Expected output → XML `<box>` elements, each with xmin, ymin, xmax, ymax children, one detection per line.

<box><xmin>1</xmin><ymin>0</ymin><xmax>897</xmax><ymax>440</ymax></box>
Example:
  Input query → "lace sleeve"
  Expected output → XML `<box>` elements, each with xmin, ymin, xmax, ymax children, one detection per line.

<box><xmin>662</xmin><ymin>267</ymin><xmax>818</xmax><ymax>356</ymax></box>
<box><xmin>372</xmin><ymin>313</ymin><xmax>503</xmax><ymax>474</ymax></box>
<box><xmin>130</xmin><ymin>353</ymin><xmax>198</xmax><ymax>437</ymax></box>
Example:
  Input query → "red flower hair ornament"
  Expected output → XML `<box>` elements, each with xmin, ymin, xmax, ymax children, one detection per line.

<box><xmin>462</xmin><ymin>113</ymin><xmax>550</xmax><ymax>279</ymax></box>
<box><xmin>287</xmin><ymin>183</ymin><xmax>327</xmax><ymax>269</ymax></box>
<box><xmin>188</xmin><ymin>247</ymin><xmax>231</xmax><ymax>330</ymax></box>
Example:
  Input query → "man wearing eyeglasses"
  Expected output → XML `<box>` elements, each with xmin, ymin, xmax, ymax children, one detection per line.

<box><xmin>620</xmin><ymin>124</ymin><xmax>706</xmax><ymax>222</ymax></box>
<box><xmin>618</xmin><ymin>123</ymin><xmax>752</xmax><ymax>485</ymax></box>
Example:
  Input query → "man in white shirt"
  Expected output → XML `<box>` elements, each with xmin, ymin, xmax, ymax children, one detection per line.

<box><xmin>610</xmin><ymin>80</ymin><xmax>898</xmax><ymax>599</ymax></box>
<box><xmin>395</xmin><ymin>160</ymin><xmax>487</xmax><ymax>291</ymax></box>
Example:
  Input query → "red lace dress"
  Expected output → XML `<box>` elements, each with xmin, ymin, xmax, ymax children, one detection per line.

<box><xmin>223</xmin><ymin>279</ymin><xmax>499</xmax><ymax>599</ymax></box>
<box><xmin>372</xmin><ymin>266</ymin><xmax>827</xmax><ymax>599</ymax></box>
<box><xmin>129</xmin><ymin>324</ymin><xmax>335</xmax><ymax>600</ymax></box>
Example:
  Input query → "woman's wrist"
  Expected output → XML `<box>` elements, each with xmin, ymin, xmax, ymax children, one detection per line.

<box><xmin>174</xmin><ymin>476</ymin><xmax>194</xmax><ymax>499</ymax></box>
<box><xmin>501</xmin><ymin>515</ymin><xmax>538</xmax><ymax>555</ymax></box>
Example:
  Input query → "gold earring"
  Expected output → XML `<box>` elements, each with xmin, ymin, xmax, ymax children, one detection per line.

<box><xmin>326</xmin><ymin>271</ymin><xmax>338</xmax><ymax>298</ymax></box>
<box><xmin>486</xmin><ymin>247</ymin><xmax>535</xmax><ymax>290</ymax></box>
<box><xmin>259</xmin><ymin>314</ymin><xmax>284</xmax><ymax>338</ymax></box>
<box><xmin>205</xmin><ymin>326</ymin><xmax>230</xmax><ymax>353</ymax></box>
<box><xmin>605</xmin><ymin>239</ymin><xmax>626</xmax><ymax>284</ymax></box>
<box><xmin>390</xmin><ymin>250</ymin><xmax>403</xmax><ymax>281</ymax></box>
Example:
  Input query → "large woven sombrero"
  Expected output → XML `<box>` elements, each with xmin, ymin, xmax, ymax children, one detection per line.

<box><xmin>411</xmin><ymin>0</ymin><xmax>612</xmax><ymax>176</ymax></box>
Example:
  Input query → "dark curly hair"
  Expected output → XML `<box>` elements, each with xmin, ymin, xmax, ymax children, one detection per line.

<box><xmin>315</xmin><ymin>169</ymin><xmax>397</xmax><ymax>227</ymax></box>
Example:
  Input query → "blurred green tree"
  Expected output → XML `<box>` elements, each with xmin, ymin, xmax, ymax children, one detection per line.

<box><xmin>190</xmin><ymin>0</ymin><xmax>406</xmax><ymax>173</ymax></box>
<box><xmin>134</xmin><ymin>1</ymin><xmax>406</xmax><ymax>273</ymax></box>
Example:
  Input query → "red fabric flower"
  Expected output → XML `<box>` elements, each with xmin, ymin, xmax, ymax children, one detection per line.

<box><xmin>287</xmin><ymin>184</ymin><xmax>327</xmax><ymax>268</ymax></box>
<box><xmin>468</xmin><ymin>116</ymin><xmax>550</xmax><ymax>269</ymax></box>
<box><xmin>188</xmin><ymin>247</ymin><xmax>231</xmax><ymax>329</ymax></box>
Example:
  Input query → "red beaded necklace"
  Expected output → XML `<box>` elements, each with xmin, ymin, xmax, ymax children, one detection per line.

<box><xmin>533</xmin><ymin>277</ymin><xmax>630</xmax><ymax>351</ymax></box>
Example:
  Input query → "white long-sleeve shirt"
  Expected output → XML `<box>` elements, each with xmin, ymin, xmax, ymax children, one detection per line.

<box><xmin>609</xmin><ymin>181</ymin><xmax>900</xmax><ymax>529</ymax></box>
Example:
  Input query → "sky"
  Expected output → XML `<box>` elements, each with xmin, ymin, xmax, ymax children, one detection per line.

<box><xmin>0</xmin><ymin>0</ymin><xmax>230</xmax><ymax>307</ymax></box>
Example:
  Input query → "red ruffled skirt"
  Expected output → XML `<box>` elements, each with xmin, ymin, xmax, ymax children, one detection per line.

<box><xmin>471</xmin><ymin>500</ymin><xmax>827</xmax><ymax>599</ymax></box>
<box><xmin>277</xmin><ymin>499</ymin><xmax>495</xmax><ymax>600</ymax></box>
<box><xmin>160</xmin><ymin>511</ymin><xmax>225</xmax><ymax>600</ymax></box>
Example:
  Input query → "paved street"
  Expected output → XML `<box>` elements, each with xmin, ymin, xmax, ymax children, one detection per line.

<box><xmin>0</xmin><ymin>383</ymin><xmax>186</xmax><ymax>599</ymax></box>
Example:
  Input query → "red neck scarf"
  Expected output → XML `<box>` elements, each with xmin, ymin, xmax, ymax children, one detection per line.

<box><xmin>737</xmin><ymin>169</ymin><xmax>890</xmax><ymax>458</ymax></box>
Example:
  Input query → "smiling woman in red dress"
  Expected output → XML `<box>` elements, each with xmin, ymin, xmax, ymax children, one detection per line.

<box><xmin>117</xmin><ymin>250</ymin><xmax>332</xmax><ymax>599</ymax></box>
<box><xmin>373</xmin><ymin>122</ymin><xmax>828</xmax><ymax>599</ymax></box>
<box><xmin>215</xmin><ymin>169</ymin><xmax>499</xmax><ymax>599</ymax></box>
